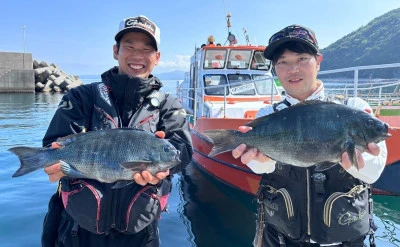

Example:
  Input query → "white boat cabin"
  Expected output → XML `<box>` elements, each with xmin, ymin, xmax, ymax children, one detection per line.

<box><xmin>177</xmin><ymin>45</ymin><xmax>283</xmax><ymax>119</ymax></box>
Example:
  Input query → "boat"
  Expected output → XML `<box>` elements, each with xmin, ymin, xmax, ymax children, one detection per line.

<box><xmin>176</xmin><ymin>14</ymin><xmax>400</xmax><ymax>196</ymax></box>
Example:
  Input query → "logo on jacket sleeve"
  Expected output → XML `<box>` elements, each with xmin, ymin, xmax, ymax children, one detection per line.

<box><xmin>264</xmin><ymin>200</ymin><xmax>278</xmax><ymax>217</ymax></box>
<box><xmin>98</xmin><ymin>83</ymin><xmax>112</xmax><ymax>106</ymax></box>
<box><xmin>58</xmin><ymin>100</ymin><xmax>73</xmax><ymax>110</ymax></box>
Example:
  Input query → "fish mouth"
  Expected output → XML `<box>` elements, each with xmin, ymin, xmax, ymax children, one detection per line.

<box><xmin>383</xmin><ymin>123</ymin><xmax>392</xmax><ymax>139</ymax></box>
<box><xmin>383</xmin><ymin>132</ymin><xmax>392</xmax><ymax>138</ymax></box>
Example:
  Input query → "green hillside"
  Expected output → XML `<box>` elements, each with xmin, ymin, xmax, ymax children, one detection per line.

<box><xmin>320</xmin><ymin>7</ymin><xmax>400</xmax><ymax>78</ymax></box>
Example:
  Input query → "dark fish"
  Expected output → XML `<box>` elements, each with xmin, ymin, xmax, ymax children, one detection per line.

<box><xmin>9</xmin><ymin>129</ymin><xmax>180</xmax><ymax>186</ymax></box>
<box><xmin>204</xmin><ymin>100</ymin><xmax>391</xmax><ymax>169</ymax></box>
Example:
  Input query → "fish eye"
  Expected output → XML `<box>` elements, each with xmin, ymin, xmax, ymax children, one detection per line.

<box><xmin>365</xmin><ymin>119</ymin><xmax>375</xmax><ymax>128</ymax></box>
<box><xmin>163</xmin><ymin>146</ymin><xmax>171</xmax><ymax>152</ymax></box>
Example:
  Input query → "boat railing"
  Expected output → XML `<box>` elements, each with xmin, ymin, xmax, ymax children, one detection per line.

<box><xmin>319</xmin><ymin>63</ymin><xmax>400</xmax><ymax>105</ymax></box>
<box><xmin>325</xmin><ymin>81</ymin><xmax>400</xmax><ymax>105</ymax></box>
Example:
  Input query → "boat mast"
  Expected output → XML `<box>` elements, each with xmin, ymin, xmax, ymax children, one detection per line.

<box><xmin>243</xmin><ymin>28</ymin><xmax>250</xmax><ymax>46</ymax></box>
<box><xmin>226</xmin><ymin>13</ymin><xmax>236</xmax><ymax>46</ymax></box>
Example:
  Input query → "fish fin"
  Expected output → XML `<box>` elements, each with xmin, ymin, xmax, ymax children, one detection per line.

<box><xmin>245</xmin><ymin>114</ymin><xmax>271</xmax><ymax>128</ymax></box>
<box><xmin>314</xmin><ymin>162</ymin><xmax>338</xmax><ymax>172</ymax></box>
<box><xmin>9</xmin><ymin>146</ymin><xmax>45</xmax><ymax>177</ymax></box>
<box><xmin>344</xmin><ymin>140</ymin><xmax>359</xmax><ymax>170</ymax></box>
<box><xmin>203</xmin><ymin>129</ymin><xmax>239</xmax><ymax>156</ymax></box>
<box><xmin>55</xmin><ymin>132</ymin><xmax>83</xmax><ymax>144</ymax></box>
<box><xmin>59</xmin><ymin>160</ymin><xmax>87</xmax><ymax>178</ymax></box>
<box><xmin>246</xmin><ymin>100</ymin><xmax>333</xmax><ymax>128</ymax></box>
<box><xmin>294</xmin><ymin>100</ymin><xmax>330</xmax><ymax>106</ymax></box>
<box><xmin>120</xmin><ymin>161</ymin><xmax>151</xmax><ymax>170</ymax></box>
<box><xmin>111</xmin><ymin>181</ymin><xmax>134</xmax><ymax>189</ymax></box>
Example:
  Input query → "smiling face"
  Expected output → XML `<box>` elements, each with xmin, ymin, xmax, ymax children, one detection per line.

<box><xmin>273</xmin><ymin>48</ymin><xmax>322</xmax><ymax>101</ymax></box>
<box><xmin>113</xmin><ymin>32</ymin><xmax>160</xmax><ymax>78</ymax></box>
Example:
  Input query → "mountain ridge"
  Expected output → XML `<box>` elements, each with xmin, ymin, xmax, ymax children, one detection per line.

<box><xmin>320</xmin><ymin>7</ymin><xmax>400</xmax><ymax>78</ymax></box>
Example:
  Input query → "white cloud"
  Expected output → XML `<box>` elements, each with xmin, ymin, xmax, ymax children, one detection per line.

<box><xmin>156</xmin><ymin>54</ymin><xmax>190</xmax><ymax>73</ymax></box>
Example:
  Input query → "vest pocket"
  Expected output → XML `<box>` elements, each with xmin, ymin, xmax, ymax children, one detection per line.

<box><xmin>61</xmin><ymin>180</ymin><xmax>105</xmax><ymax>234</ymax></box>
<box><xmin>262</xmin><ymin>185</ymin><xmax>300</xmax><ymax>240</ymax></box>
<box><xmin>312</xmin><ymin>185</ymin><xmax>370</xmax><ymax>243</ymax></box>
<box><xmin>61</xmin><ymin>178</ymin><xmax>171</xmax><ymax>235</ymax></box>
<box><xmin>120</xmin><ymin>185</ymin><xmax>162</xmax><ymax>234</ymax></box>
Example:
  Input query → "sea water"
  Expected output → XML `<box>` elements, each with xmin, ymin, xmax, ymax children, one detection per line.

<box><xmin>0</xmin><ymin>77</ymin><xmax>399</xmax><ymax>247</ymax></box>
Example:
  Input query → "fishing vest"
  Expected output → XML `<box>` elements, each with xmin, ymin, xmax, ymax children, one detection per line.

<box><xmin>59</xmin><ymin>82</ymin><xmax>172</xmax><ymax>235</ymax></box>
<box><xmin>257</xmin><ymin>98</ymin><xmax>374</xmax><ymax>244</ymax></box>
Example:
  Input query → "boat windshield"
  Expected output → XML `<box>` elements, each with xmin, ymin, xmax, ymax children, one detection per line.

<box><xmin>251</xmin><ymin>51</ymin><xmax>271</xmax><ymax>70</ymax></box>
<box><xmin>227</xmin><ymin>74</ymin><xmax>255</xmax><ymax>95</ymax></box>
<box><xmin>227</xmin><ymin>50</ymin><xmax>251</xmax><ymax>69</ymax></box>
<box><xmin>252</xmin><ymin>75</ymin><xmax>278</xmax><ymax>95</ymax></box>
<box><xmin>203</xmin><ymin>74</ymin><xmax>277</xmax><ymax>96</ymax></box>
<box><xmin>204</xmin><ymin>75</ymin><xmax>229</xmax><ymax>95</ymax></box>
<box><xmin>204</xmin><ymin>50</ymin><xmax>227</xmax><ymax>69</ymax></box>
<box><xmin>203</xmin><ymin>49</ymin><xmax>271</xmax><ymax>71</ymax></box>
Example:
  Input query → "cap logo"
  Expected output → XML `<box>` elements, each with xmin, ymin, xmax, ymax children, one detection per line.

<box><xmin>264</xmin><ymin>25</ymin><xmax>318</xmax><ymax>60</ymax></box>
<box><xmin>290</xmin><ymin>29</ymin><xmax>307</xmax><ymax>37</ymax></box>
<box><xmin>125</xmin><ymin>17</ymin><xmax>156</xmax><ymax>36</ymax></box>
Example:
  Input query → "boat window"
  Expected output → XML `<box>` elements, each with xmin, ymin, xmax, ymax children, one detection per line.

<box><xmin>250</xmin><ymin>51</ymin><xmax>271</xmax><ymax>70</ymax></box>
<box><xmin>204</xmin><ymin>50</ymin><xmax>227</xmax><ymax>69</ymax></box>
<box><xmin>227</xmin><ymin>50</ymin><xmax>251</xmax><ymax>69</ymax></box>
<box><xmin>252</xmin><ymin>74</ymin><xmax>278</xmax><ymax>95</ymax></box>
<box><xmin>204</xmin><ymin>75</ymin><xmax>229</xmax><ymax>95</ymax></box>
<box><xmin>227</xmin><ymin>74</ymin><xmax>255</xmax><ymax>95</ymax></box>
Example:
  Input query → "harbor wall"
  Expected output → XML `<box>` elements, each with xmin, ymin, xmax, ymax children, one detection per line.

<box><xmin>0</xmin><ymin>52</ymin><xmax>34</xmax><ymax>92</ymax></box>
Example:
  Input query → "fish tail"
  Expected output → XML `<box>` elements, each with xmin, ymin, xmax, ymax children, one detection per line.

<box><xmin>204</xmin><ymin>130</ymin><xmax>239</xmax><ymax>156</ymax></box>
<box><xmin>9</xmin><ymin>147</ymin><xmax>47</xmax><ymax>177</ymax></box>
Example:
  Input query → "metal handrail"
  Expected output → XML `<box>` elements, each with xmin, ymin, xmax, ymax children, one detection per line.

<box><xmin>318</xmin><ymin>63</ymin><xmax>400</xmax><ymax>98</ymax></box>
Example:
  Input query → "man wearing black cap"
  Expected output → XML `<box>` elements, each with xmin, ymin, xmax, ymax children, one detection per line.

<box><xmin>41</xmin><ymin>16</ymin><xmax>192</xmax><ymax>247</ymax></box>
<box><xmin>232</xmin><ymin>25</ymin><xmax>387</xmax><ymax>247</ymax></box>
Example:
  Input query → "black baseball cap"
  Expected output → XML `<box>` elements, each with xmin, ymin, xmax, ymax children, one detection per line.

<box><xmin>264</xmin><ymin>25</ymin><xmax>319</xmax><ymax>60</ymax></box>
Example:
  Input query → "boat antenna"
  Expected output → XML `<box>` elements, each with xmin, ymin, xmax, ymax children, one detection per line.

<box><xmin>226</xmin><ymin>13</ymin><xmax>236</xmax><ymax>46</ymax></box>
<box><xmin>222</xmin><ymin>0</ymin><xmax>236</xmax><ymax>45</ymax></box>
<box><xmin>243</xmin><ymin>28</ymin><xmax>250</xmax><ymax>46</ymax></box>
<box><xmin>253</xmin><ymin>36</ymin><xmax>259</xmax><ymax>46</ymax></box>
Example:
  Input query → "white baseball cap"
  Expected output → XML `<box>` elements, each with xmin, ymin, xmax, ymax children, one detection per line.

<box><xmin>115</xmin><ymin>15</ymin><xmax>160</xmax><ymax>50</ymax></box>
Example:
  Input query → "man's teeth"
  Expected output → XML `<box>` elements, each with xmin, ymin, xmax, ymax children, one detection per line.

<box><xmin>130</xmin><ymin>64</ymin><xmax>143</xmax><ymax>69</ymax></box>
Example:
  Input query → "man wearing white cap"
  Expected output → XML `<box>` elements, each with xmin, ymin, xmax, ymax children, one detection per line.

<box><xmin>41</xmin><ymin>16</ymin><xmax>193</xmax><ymax>247</ymax></box>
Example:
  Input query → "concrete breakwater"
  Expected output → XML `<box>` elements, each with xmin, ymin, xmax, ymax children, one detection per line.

<box><xmin>0</xmin><ymin>52</ymin><xmax>34</xmax><ymax>92</ymax></box>
<box><xmin>0</xmin><ymin>51</ymin><xmax>83</xmax><ymax>93</ymax></box>
<box><xmin>33</xmin><ymin>60</ymin><xmax>83</xmax><ymax>93</ymax></box>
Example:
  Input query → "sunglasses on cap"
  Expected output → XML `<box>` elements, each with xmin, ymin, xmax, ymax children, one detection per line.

<box><xmin>269</xmin><ymin>25</ymin><xmax>318</xmax><ymax>47</ymax></box>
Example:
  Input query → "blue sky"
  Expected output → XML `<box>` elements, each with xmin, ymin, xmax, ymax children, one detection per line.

<box><xmin>1</xmin><ymin>0</ymin><xmax>399</xmax><ymax>76</ymax></box>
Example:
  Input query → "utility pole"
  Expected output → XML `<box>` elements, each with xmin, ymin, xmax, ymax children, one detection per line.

<box><xmin>22</xmin><ymin>25</ymin><xmax>26</xmax><ymax>68</ymax></box>
<box><xmin>22</xmin><ymin>26</ymin><xmax>26</xmax><ymax>53</ymax></box>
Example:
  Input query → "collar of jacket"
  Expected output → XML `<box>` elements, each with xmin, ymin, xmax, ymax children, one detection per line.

<box><xmin>100</xmin><ymin>67</ymin><xmax>163</xmax><ymax>126</ymax></box>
